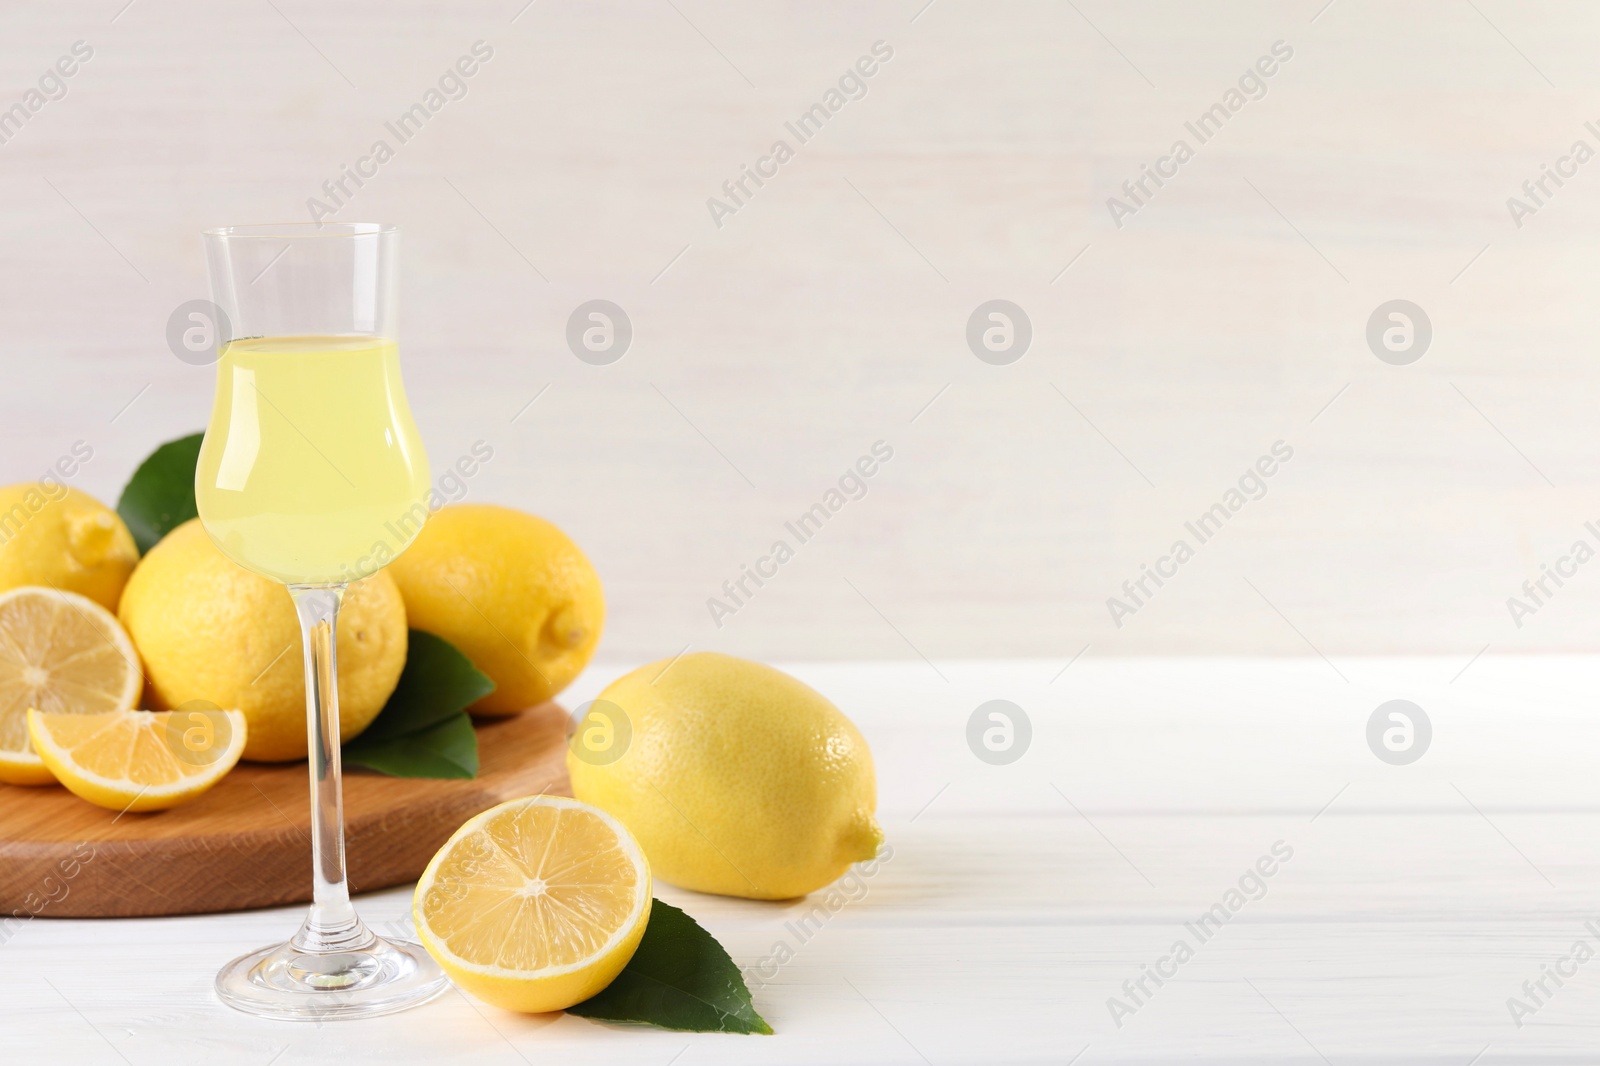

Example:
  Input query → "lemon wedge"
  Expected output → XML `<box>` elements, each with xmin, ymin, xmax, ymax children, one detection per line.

<box><xmin>414</xmin><ymin>795</ymin><xmax>652</xmax><ymax>1013</ymax></box>
<box><xmin>27</xmin><ymin>707</ymin><xmax>245</xmax><ymax>812</ymax></box>
<box><xmin>0</xmin><ymin>586</ymin><xmax>143</xmax><ymax>785</ymax></box>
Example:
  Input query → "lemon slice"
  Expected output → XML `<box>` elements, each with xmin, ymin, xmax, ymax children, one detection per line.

<box><xmin>27</xmin><ymin>708</ymin><xmax>245</xmax><ymax>812</ymax></box>
<box><xmin>0</xmin><ymin>586</ymin><xmax>143</xmax><ymax>785</ymax></box>
<box><xmin>414</xmin><ymin>795</ymin><xmax>652</xmax><ymax>1013</ymax></box>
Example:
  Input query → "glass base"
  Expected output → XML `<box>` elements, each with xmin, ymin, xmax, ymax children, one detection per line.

<box><xmin>216</xmin><ymin>935</ymin><xmax>448</xmax><ymax>1021</ymax></box>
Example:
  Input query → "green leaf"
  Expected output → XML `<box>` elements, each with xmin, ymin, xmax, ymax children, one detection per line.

<box><xmin>343</xmin><ymin>714</ymin><xmax>478</xmax><ymax>779</ymax></box>
<box><xmin>354</xmin><ymin>630</ymin><xmax>495</xmax><ymax>743</ymax></box>
<box><xmin>568</xmin><ymin>900</ymin><xmax>773</xmax><ymax>1034</ymax></box>
<box><xmin>342</xmin><ymin>630</ymin><xmax>494</xmax><ymax>779</ymax></box>
<box><xmin>117</xmin><ymin>432</ymin><xmax>204</xmax><ymax>554</ymax></box>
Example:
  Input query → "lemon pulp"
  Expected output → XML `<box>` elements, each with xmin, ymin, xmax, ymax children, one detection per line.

<box><xmin>28</xmin><ymin>708</ymin><xmax>245</xmax><ymax>811</ymax></box>
<box><xmin>414</xmin><ymin>796</ymin><xmax>651</xmax><ymax>1013</ymax></box>
<box><xmin>0</xmin><ymin>586</ymin><xmax>142</xmax><ymax>785</ymax></box>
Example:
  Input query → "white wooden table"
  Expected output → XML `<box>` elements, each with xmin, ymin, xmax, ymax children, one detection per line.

<box><xmin>7</xmin><ymin>655</ymin><xmax>1600</xmax><ymax>1064</ymax></box>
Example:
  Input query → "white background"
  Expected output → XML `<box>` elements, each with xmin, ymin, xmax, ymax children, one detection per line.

<box><xmin>4</xmin><ymin>0</ymin><xmax>1595</xmax><ymax>666</ymax></box>
<box><xmin>9</xmin><ymin>5</ymin><xmax>1600</xmax><ymax>1062</ymax></box>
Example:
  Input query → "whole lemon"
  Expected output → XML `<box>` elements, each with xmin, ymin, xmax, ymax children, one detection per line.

<box><xmin>568</xmin><ymin>652</ymin><xmax>883</xmax><ymax>900</ymax></box>
<box><xmin>117</xmin><ymin>519</ymin><xmax>407</xmax><ymax>761</ymax></box>
<box><xmin>387</xmin><ymin>505</ymin><xmax>603</xmax><ymax>715</ymax></box>
<box><xmin>0</xmin><ymin>483</ymin><xmax>138</xmax><ymax>611</ymax></box>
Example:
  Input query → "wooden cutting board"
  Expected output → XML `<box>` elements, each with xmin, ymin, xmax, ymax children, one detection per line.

<box><xmin>0</xmin><ymin>703</ymin><xmax>572</xmax><ymax>918</ymax></box>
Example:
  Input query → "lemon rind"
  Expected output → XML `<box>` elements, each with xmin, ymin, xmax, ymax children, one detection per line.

<box><xmin>414</xmin><ymin>795</ymin><xmax>651</xmax><ymax>981</ymax></box>
<box><xmin>0</xmin><ymin>748</ymin><xmax>54</xmax><ymax>786</ymax></box>
<box><xmin>0</xmin><ymin>751</ymin><xmax>45</xmax><ymax>769</ymax></box>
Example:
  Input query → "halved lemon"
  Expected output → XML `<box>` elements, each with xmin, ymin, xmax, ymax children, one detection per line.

<box><xmin>0</xmin><ymin>586</ymin><xmax>143</xmax><ymax>785</ymax></box>
<box><xmin>414</xmin><ymin>795</ymin><xmax>652</xmax><ymax>1013</ymax></box>
<box><xmin>27</xmin><ymin>707</ymin><xmax>246</xmax><ymax>812</ymax></box>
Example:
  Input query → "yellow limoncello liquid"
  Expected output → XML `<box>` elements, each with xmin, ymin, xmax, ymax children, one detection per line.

<box><xmin>195</xmin><ymin>335</ymin><xmax>431</xmax><ymax>585</ymax></box>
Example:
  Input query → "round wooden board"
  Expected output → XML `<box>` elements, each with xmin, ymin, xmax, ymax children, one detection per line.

<box><xmin>0</xmin><ymin>703</ymin><xmax>572</xmax><ymax>918</ymax></box>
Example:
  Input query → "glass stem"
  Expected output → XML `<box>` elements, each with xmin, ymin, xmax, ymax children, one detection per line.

<box><xmin>288</xmin><ymin>584</ymin><xmax>372</xmax><ymax>954</ymax></box>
